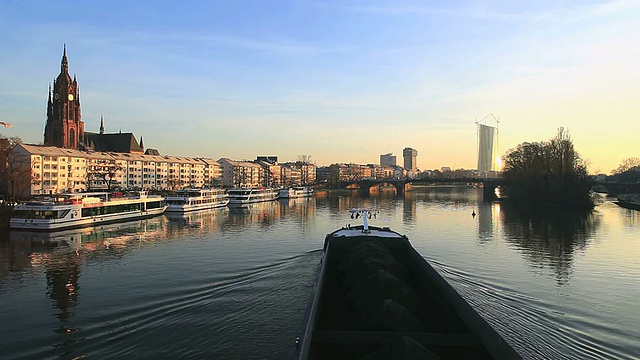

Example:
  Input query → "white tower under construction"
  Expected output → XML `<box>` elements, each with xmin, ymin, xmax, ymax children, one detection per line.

<box><xmin>476</xmin><ymin>114</ymin><xmax>499</xmax><ymax>172</ymax></box>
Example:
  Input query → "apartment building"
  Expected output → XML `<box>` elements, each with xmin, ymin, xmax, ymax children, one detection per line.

<box><xmin>7</xmin><ymin>144</ymin><xmax>222</xmax><ymax>197</ymax></box>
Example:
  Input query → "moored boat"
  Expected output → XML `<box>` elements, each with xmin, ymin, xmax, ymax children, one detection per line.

<box><xmin>228</xmin><ymin>187</ymin><xmax>278</xmax><ymax>205</ymax></box>
<box><xmin>279</xmin><ymin>186</ymin><xmax>314</xmax><ymax>199</ymax></box>
<box><xmin>10</xmin><ymin>191</ymin><xmax>167</xmax><ymax>231</ymax></box>
<box><xmin>165</xmin><ymin>188</ymin><xmax>229</xmax><ymax>213</ymax></box>
<box><xmin>294</xmin><ymin>209</ymin><xmax>521</xmax><ymax>359</ymax></box>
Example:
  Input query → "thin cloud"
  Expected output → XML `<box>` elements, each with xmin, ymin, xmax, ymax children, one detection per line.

<box><xmin>323</xmin><ymin>0</ymin><xmax>640</xmax><ymax>25</ymax></box>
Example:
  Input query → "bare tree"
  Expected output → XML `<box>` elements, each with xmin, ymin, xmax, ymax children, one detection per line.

<box><xmin>233</xmin><ymin>166</ymin><xmax>247</xmax><ymax>188</ymax></box>
<box><xmin>167</xmin><ymin>177</ymin><xmax>180</xmax><ymax>191</ymax></box>
<box><xmin>297</xmin><ymin>154</ymin><xmax>312</xmax><ymax>163</ymax></box>
<box><xmin>296</xmin><ymin>155</ymin><xmax>315</xmax><ymax>185</ymax></box>
<box><xmin>2</xmin><ymin>151</ymin><xmax>31</xmax><ymax>200</ymax></box>
<box><xmin>263</xmin><ymin>167</ymin><xmax>276</xmax><ymax>187</ymax></box>
<box><xmin>0</xmin><ymin>136</ymin><xmax>32</xmax><ymax>200</ymax></box>
<box><xmin>87</xmin><ymin>160</ymin><xmax>123</xmax><ymax>192</ymax></box>
<box><xmin>612</xmin><ymin>157</ymin><xmax>640</xmax><ymax>175</ymax></box>
<box><xmin>344</xmin><ymin>163</ymin><xmax>363</xmax><ymax>181</ymax></box>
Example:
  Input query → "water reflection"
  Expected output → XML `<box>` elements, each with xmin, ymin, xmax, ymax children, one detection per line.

<box><xmin>499</xmin><ymin>204</ymin><xmax>601</xmax><ymax>285</ymax></box>
<box><xmin>226</xmin><ymin>201</ymin><xmax>281</xmax><ymax>228</ymax></box>
<box><xmin>477</xmin><ymin>201</ymin><xmax>497</xmax><ymax>242</ymax></box>
<box><xmin>403</xmin><ymin>191</ymin><xmax>416</xmax><ymax>224</ymax></box>
<box><xmin>0</xmin><ymin>218</ymin><xmax>166</xmax><ymax>348</ymax></box>
<box><xmin>165</xmin><ymin>208</ymin><xmax>227</xmax><ymax>235</ymax></box>
<box><xmin>618</xmin><ymin>207</ymin><xmax>640</xmax><ymax>228</ymax></box>
<box><xmin>8</xmin><ymin>218</ymin><xmax>166</xmax><ymax>255</ymax></box>
<box><xmin>415</xmin><ymin>185</ymin><xmax>480</xmax><ymax>206</ymax></box>
<box><xmin>278</xmin><ymin>197</ymin><xmax>316</xmax><ymax>227</ymax></box>
<box><xmin>45</xmin><ymin>253</ymin><xmax>80</xmax><ymax>321</ymax></box>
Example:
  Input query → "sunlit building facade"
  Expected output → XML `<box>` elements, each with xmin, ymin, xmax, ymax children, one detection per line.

<box><xmin>9</xmin><ymin>144</ymin><xmax>222</xmax><ymax>196</ymax></box>
<box><xmin>403</xmin><ymin>147</ymin><xmax>418</xmax><ymax>171</ymax></box>
<box><xmin>380</xmin><ymin>153</ymin><xmax>396</xmax><ymax>167</ymax></box>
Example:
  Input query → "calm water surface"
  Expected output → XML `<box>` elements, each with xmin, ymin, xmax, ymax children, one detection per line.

<box><xmin>1</xmin><ymin>188</ymin><xmax>639</xmax><ymax>359</ymax></box>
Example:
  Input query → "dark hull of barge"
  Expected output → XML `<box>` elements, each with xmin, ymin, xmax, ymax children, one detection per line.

<box><xmin>294</xmin><ymin>225</ymin><xmax>521</xmax><ymax>360</ymax></box>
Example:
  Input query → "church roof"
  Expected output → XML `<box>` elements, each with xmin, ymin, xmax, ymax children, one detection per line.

<box><xmin>84</xmin><ymin>132</ymin><xmax>143</xmax><ymax>153</ymax></box>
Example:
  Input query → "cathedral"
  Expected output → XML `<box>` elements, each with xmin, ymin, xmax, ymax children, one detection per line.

<box><xmin>44</xmin><ymin>45</ymin><xmax>146</xmax><ymax>154</ymax></box>
<box><xmin>44</xmin><ymin>45</ymin><xmax>83</xmax><ymax>149</ymax></box>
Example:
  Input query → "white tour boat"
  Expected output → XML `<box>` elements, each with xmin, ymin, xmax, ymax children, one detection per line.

<box><xmin>165</xmin><ymin>188</ymin><xmax>229</xmax><ymax>213</ymax></box>
<box><xmin>279</xmin><ymin>186</ymin><xmax>314</xmax><ymax>199</ymax></box>
<box><xmin>227</xmin><ymin>187</ymin><xmax>278</xmax><ymax>205</ymax></box>
<box><xmin>10</xmin><ymin>191</ymin><xmax>167</xmax><ymax>231</ymax></box>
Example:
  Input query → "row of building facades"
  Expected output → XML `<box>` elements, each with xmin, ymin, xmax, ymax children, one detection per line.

<box><xmin>1</xmin><ymin>141</ymin><xmax>496</xmax><ymax>199</ymax></box>
<box><xmin>4</xmin><ymin>141</ymin><xmax>429</xmax><ymax>198</ymax></box>
<box><xmin>0</xmin><ymin>47</ymin><xmax>494</xmax><ymax>200</ymax></box>
<box><xmin>3</xmin><ymin>143</ymin><xmax>321</xmax><ymax>198</ymax></box>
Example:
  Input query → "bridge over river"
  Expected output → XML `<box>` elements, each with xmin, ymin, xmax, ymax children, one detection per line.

<box><xmin>336</xmin><ymin>178</ymin><xmax>502</xmax><ymax>200</ymax></box>
<box><xmin>336</xmin><ymin>178</ymin><xmax>640</xmax><ymax>200</ymax></box>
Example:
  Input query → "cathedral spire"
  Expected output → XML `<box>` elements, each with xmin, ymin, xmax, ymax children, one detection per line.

<box><xmin>139</xmin><ymin>136</ymin><xmax>144</xmax><ymax>151</ymax></box>
<box><xmin>47</xmin><ymin>84</ymin><xmax>52</xmax><ymax>117</ymax></box>
<box><xmin>100</xmin><ymin>115</ymin><xmax>105</xmax><ymax>134</ymax></box>
<box><xmin>45</xmin><ymin>45</ymin><xmax>84</xmax><ymax>149</ymax></box>
<box><xmin>61</xmin><ymin>44</ymin><xmax>69</xmax><ymax>74</ymax></box>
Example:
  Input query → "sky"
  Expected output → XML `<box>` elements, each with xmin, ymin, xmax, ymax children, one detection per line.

<box><xmin>0</xmin><ymin>0</ymin><xmax>638</xmax><ymax>173</ymax></box>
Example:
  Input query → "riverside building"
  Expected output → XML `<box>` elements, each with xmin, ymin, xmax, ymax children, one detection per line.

<box><xmin>10</xmin><ymin>144</ymin><xmax>222</xmax><ymax>196</ymax></box>
<box><xmin>380</xmin><ymin>153</ymin><xmax>396</xmax><ymax>167</ymax></box>
<box><xmin>403</xmin><ymin>147</ymin><xmax>418</xmax><ymax>171</ymax></box>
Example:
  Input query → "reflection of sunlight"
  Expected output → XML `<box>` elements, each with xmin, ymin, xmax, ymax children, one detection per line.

<box><xmin>495</xmin><ymin>157</ymin><xmax>503</xmax><ymax>170</ymax></box>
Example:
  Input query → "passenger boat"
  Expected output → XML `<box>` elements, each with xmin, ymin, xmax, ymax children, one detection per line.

<box><xmin>165</xmin><ymin>188</ymin><xmax>229</xmax><ymax>213</ymax></box>
<box><xmin>279</xmin><ymin>186</ymin><xmax>314</xmax><ymax>199</ymax></box>
<box><xmin>10</xmin><ymin>191</ymin><xmax>167</xmax><ymax>231</ymax></box>
<box><xmin>615</xmin><ymin>193</ymin><xmax>640</xmax><ymax>211</ymax></box>
<box><xmin>227</xmin><ymin>187</ymin><xmax>278</xmax><ymax>205</ymax></box>
<box><xmin>294</xmin><ymin>209</ymin><xmax>521</xmax><ymax>360</ymax></box>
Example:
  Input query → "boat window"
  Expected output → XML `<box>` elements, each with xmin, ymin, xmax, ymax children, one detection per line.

<box><xmin>147</xmin><ymin>201</ymin><xmax>164</xmax><ymax>209</ymax></box>
<box><xmin>13</xmin><ymin>210</ymin><xmax>58</xmax><ymax>219</ymax></box>
<box><xmin>12</xmin><ymin>210</ymin><xmax>34</xmax><ymax>219</ymax></box>
<box><xmin>81</xmin><ymin>203</ymin><xmax>143</xmax><ymax>217</ymax></box>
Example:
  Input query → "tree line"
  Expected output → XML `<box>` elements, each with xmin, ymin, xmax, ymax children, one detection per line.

<box><xmin>501</xmin><ymin>128</ymin><xmax>594</xmax><ymax>208</ymax></box>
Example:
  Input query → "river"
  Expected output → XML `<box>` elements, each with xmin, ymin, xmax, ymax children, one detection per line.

<box><xmin>0</xmin><ymin>187</ymin><xmax>638</xmax><ymax>359</ymax></box>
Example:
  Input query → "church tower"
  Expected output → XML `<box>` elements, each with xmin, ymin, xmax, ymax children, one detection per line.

<box><xmin>44</xmin><ymin>45</ymin><xmax>84</xmax><ymax>149</ymax></box>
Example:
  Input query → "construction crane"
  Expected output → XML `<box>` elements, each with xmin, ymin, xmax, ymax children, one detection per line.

<box><xmin>0</xmin><ymin>121</ymin><xmax>11</xmax><ymax>128</ymax></box>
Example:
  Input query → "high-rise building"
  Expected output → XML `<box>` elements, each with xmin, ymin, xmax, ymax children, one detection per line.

<box><xmin>477</xmin><ymin>124</ymin><xmax>498</xmax><ymax>171</ymax></box>
<box><xmin>44</xmin><ymin>45</ymin><xmax>84</xmax><ymax>149</ymax></box>
<box><xmin>380</xmin><ymin>153</ymin><xmax>396</xmax><ymax>166</ymax></box>
<box><xmin>403</xmin><ymin>147</ymin><xmax>418</xmax><ymax>171</ymax></box>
